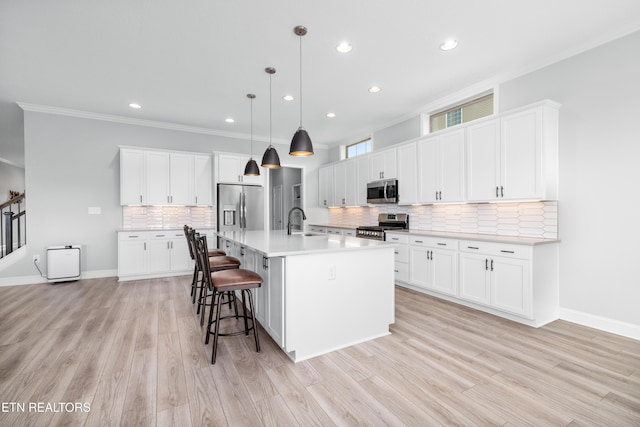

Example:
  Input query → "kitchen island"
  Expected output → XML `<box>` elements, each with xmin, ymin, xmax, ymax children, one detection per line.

<box><xmin>215</xmin><ymin>230</ymin><xmax>395</xmax><ymax>362</ymax></box>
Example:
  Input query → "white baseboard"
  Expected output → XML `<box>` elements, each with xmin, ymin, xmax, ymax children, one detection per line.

<box><xmin>559</xmin><ymin>307</ymin><xmax>640</xmax><ymax>341</ymax></box>
<box><xmin>0</xmin><ymin>269</ymin><xmax>117</xmax><ymax>287</ymax></box>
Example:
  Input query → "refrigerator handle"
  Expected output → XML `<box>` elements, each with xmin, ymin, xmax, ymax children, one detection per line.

<box><xmin>241</xmin><ymin>191</ymin><xmax>246</xmax><ymax>229</ymax></box>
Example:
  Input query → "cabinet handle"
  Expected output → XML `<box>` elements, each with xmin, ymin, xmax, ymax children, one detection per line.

<box><xmin>391</xmin><ymin>237</ymin><xmax>399</xmax><ymax>241</ymax></box>
<box><xmin>129</xmin><ymin>235</ymin><xmax>139</xmax><ymax>238</ymax></box>
<box><xmin>139</xmin><ymin>195</ymin><xmax>142</xmax><ymax>203</ymax></box>
<box><xmin>437</xmin><ymin>243</ymin><xmax>446</xmax><ymax>246</ymax></box>
<box><xmin>496</xmin><ymin>187</ymin><xmax>499</xmax><ymax>197</ymax></box>
<box><xmin>394</xmin><ymin>251</ymin><xmax>399</xmax><ymax>255</ymax></box>
<box><xmin>491</xmin><ymin>259</ymin><xmax>494</xmax><ymax>271</ymax></box>
<box><xmin>167</xmin><ymin>241</ymin><xmax>170</xmax><ymax>249</ymax></box>
<box><xmin>241</xmin><ymin>247</ymin><xmax>245</xmax><ymax>256</ymax></box>
<box><xmin>500</xmin><ymin>186</ymin><xmax>504</xmax><ymax>197</ymax></box>
<box><xmin>144</xmin><ymin>242</ymin><xmax>147</xmax><ymax>250</ymax></box>
<box><xmin>195</xmin><ymin>196</ymin><xmax>198</xmax><ymax>204</ymax></box>
<box><xmin>429</xmin><ymin>251</ymin><xmax>432</xmax><ymax>260</ymax></box>
<box><xmin>500</xmin><ymin>250</ymin><xmax>515</xmax><ymax>254</ymax></box>
<box><xmin>485</xmin><ymin>259</ymin><xmax>488</xmax><ymax>270</ymax></box>
<box><xmin>415</xmin><ymin>240</ymin><xmax>423</xmax><ymax>243</ymax></box>
<box><xmin>467</xmin><ymin>246</ymin><xmax>479</xmax><ymax>250</ymax></box>
<box><xmin>394</xmin><ymin>269</ymin><xmax>399</xmax><ymax>273</ymax></box>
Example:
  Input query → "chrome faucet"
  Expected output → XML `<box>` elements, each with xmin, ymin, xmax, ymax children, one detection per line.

<box><xmin>287</xmin><ymin>207</ymin><xmax>307</xmax><ymax>235</ymax></box>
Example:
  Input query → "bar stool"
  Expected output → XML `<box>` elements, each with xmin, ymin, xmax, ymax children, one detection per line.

<box><xmin>183</xmin><ymin>225</ymin><xmax>227</xmax><ymax>304</ymax></box>
<box><xmin>197</xmin><ymin>254</ymin><xmax>241</xmax><ymax>326</ymax></box>
<box><xmin>196</xmin><ymin>235</ymin><xmax>262</xmax><ymax>364</ymax></box>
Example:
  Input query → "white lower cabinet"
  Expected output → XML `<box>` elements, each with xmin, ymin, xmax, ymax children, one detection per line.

<box><xmin>252</xmin><ymin>254</ymin><xmax>285</xmax><ymax>348</ymax></box>
<box><xmin>118</xmin><ymin>230</ymin><xmax>197</xmax><ymax>280</ymax></box>
<box><xmin>387</xmin><ymin>231</ymin><xmax>558</xmax><ymax>326</ymax></box>
<box><xmin>408</xmin><ymin>236</ymin><xmax>458</xmax><ymax>297</ymax></box>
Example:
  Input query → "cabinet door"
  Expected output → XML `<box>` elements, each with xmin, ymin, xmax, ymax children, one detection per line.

<box><xmin>397</xmin><ymin>143</ymin><xmax>417</xmax><ymax>204</ymax></box>
<box><xmin>145</xmin><ymin>151</ymin><xmax>171</xmax><ymax>204</ymax></box>
<box><xmin>255</xmin><ymin>253</ymin><xmax>268</xmax><ymax>325</ymax></box>
<box><xmin>459</xmin><ymin>252</ymin><xmax>491</xmax><ymax>305</ymax></box>
<box><xmin>267</xmin><ymin>257</ymin><xmax>285</xmax><ymax>348</ymax></box>
<box><xmin>345</xmin><ymin>159</ymin><xmax>357</xmax><ymax>206</ymax></box>
<box><xmin>318</xmin><ymin>165</ymin><xmax>334</xmax><ymax>207</ymax></box>
<box><xmin>170</xmin><ymin>153</ymin><xmax>194</xmax><ymax>205</ymax></box>
<box><xmin>194</xmin><ymin>155</ymin><xmax>213</xmax><ymax>205</ymax></box>
<box><xmin>369</xmin><ymin>151</ymin><xmax>385</xmax><ymax>180</ymax></box>
<box><xmin>491</xmin><ymin>256</ymin><xmax>531</xmax><ymax>317</ymax></box>
<box><xmin>417</xmin><ymin>138</ymin><xmax>439</xmax><ymax>203</ymax></box>
<box><xmin>333</xmin><ymin>162</ymin><xmax>347</xmax><ymax>206</ymax></box>
<box><xmin>120</xmin><ymin>149</ymin><xmax>144</xmax><ymax>205</ymax></box>
<box><xmin>430</xmin><ymin>249</ymin><xmax>458</xmax><ymax>297</ymax></box>
<box><xmin>409</xmin><ymin>246</ymin><xmax>430</xmax><ymax>289</ymax></box>
<box><xmin>170</xmin><ymin>237</ymin><xmax>192</xmax><ymax>272</ymax></box>
<box><xmin>501</xmin><ymin>109</ymin><xmax>543</xmax><ymax>200</ymax></box>
<box><xmin>466</xmin><ymin>120</ymin><xmax>500</xmax><ymax>201</ymax></box>
<box><xmin>217</xmin><ymin>154</ymin><xmax>243</xmax><ymax>183</ymax></box>
<box><xmin>148</xmin><ymin>236</ymin><xmax>171</xmax><ymax>273</ymax></box>
<box><xmin>355</xmin><ymin>156</ymin><xmax>369</xmax><ymax>205</ymax></box>
<box><xmin>118</xmin><ymin>237</ymin><xmax>148</xmax><ymax>276</ymax></box>
<box><xmin>439</xmin><ymin>129</ymin><xmax>465</xmax><ymax>202</ymax></box>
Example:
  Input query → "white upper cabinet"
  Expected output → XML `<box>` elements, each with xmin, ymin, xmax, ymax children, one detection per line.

<box><xmin>396</xmin><ymin>142</ymin><xmax>418</xmax><ymax>204</ymax></box>
<box><xmin>143</xmin><ymin>151</ymin><xmax>170</xmax><ymax>205</ymax></box>
<box><xmin>333</xmin><ymin>161</ymin><xmax>347</xmax><ymax>207</ymax></box>
<box><xmin>169</xmin><ymin>152</ymin><xmax>194</xmax><ymax>205</ymax></box>
<box><xmin>417</xmin><ymin>129</ymin><xmax>465</xmax><ymax>203</ymax></box>
<box><xmin>120</xmin><ymin>148</ymin><xmax>213</xmax><ymax>206</ymax></box>
<box><xmin>318</xmin><ymin>164</ymin><xmax>334</xmax><ymax>207</ymax></box>
<box><xmin>216</xmin><ymin>153</ymin><xmax>262</xmax><ymax>185</ymax></box>
<box><xmin>466</xmin><ymin>103</ymin><xmax>558</xmax><ymax>201</ymax></box>
<box><xmin>369</xmin><ymin>148</ymin><xmax>397</xmax><ymax>181</ymax></box>
<box><xmin>355</xmin><ymin>156</ymin><xmax>369</xmax><ymax>206</ymax></box>
<box><xmin>120</xmin><ymin>149</ymin><xmax>145</xmax><ymax>205</ymax></box>
<box><xmin>194</xmin><ymin>155</ymin><xmax>213</xmax><ymax>206</ymax></box>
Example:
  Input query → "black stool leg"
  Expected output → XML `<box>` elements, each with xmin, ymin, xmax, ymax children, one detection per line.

<box><xmin>190</xmin><ymin>264</ymin><xmax>198</xmax><ymax>298</ymax></box>
<box><xmin>212</xmin><ymin>291</ymin><xmax>224</xmax><ymax>364</ymax></box>
<box><xmin>205</xmin><ymin>291</ymin><xmax>218</xmax><ymax>345</ymax></box>
<box><xmin>241</xmin><ymin>290</ymin><xmax>249</xmax><ymax>335</ymax></box>
<box><xmin>245</xmin><ymin>289</ymin><xmax>260</xmax><ymax>353</ymax></box>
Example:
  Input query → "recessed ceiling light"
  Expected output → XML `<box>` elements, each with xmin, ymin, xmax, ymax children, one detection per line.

<box><xmin>283</xmin><ymin>95</ymin><xmax>294</xmax><ymax>101</ymax></box>
<box><xmin>225</xmin><ymin>118</ymin><xmax>235</xmax><ymax>123</ymax></box>
<box><xmin>326</xmin><ymin>112</ymin><xmax>336</xmax><ymax>118</ymax></box>
<box><xmin>440</xmin><ymin>40</ymin><xmax>458</xmax><ymax>51</ymax></box>
<box><xmin>129</xmin><ymin>103</ymin><xmax>142</xmax><ymax>109</ymax></box>
<box><xmin>368</xmin><ymin>86</ymin><xmax>382</xmax><ymax>93</ymax></box>
<box><xmin>336</xmin><ymin>42</ymin><xmax>352</xmax><ymax>53</ymax></box>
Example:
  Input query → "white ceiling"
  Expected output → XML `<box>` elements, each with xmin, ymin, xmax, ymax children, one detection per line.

<box><xmin>2</xmin><ymin>0</ymin><xmax>640</xmax><ymax>166</ymax></box>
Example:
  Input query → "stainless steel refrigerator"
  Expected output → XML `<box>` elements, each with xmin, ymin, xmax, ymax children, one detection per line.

<box><xmin>217</xmin><ymin>184</ymin><xmax>264</xmax><ymax>232</ymax></box>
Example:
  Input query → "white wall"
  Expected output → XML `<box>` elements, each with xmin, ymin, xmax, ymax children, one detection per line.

<box><xmin>0</xmin><ymin>111</ymin><xmax>328</xmax><ymax>281</ymax></box>
<box><xmin>499</xmin><ymin>31</ymin><xmax>640</xmax><ymax>328</ymax></box>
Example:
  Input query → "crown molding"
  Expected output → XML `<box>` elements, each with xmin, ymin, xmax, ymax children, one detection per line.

<box><xmin>17</xmin><ymin>102</ymin><xmax>328</xmax><ymax>150</ymax></box>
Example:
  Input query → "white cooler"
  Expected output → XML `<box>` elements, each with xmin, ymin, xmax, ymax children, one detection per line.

<box><xmin>47</xmin><ymin>245</ymin><xmax>81</xmax><ymax>282</ymax></box>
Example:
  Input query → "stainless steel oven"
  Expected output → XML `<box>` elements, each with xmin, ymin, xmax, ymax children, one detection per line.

<box><xmin>367</xmin><ymin>179</ymin><xmax>398</xmax><ymax>204</ymax></box>
<box><xmin>356</xmin><ymin>213</ymin><xmax>408</xmax><ymax>240</ymax></box>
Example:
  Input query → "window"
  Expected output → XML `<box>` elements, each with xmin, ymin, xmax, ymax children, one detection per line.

<box><xmin>346</xmin><ymin>138</ymin><xmax>372</xmax><ymax>159</ymax></box>
<box><xmin>430</xmin><ymin>93</ymin><xmax>494</xmax><ymax>132</ymax></box>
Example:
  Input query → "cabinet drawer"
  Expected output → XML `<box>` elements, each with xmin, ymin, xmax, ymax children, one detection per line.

<box><xmin>394</xmin><ymin>261</ymin><xmax>409</xmax><ymax>283</ymax></box>
<box><xmin>386</xmin><ymin>233</ymin><xmax>409</xmax><ymax>244</ymax></box>
<box><xmin>409</xmin><ymin>236</ymin><xmax>458</xmax><ymax>250</ymax></box>
<box><xmin>118</xmin><ymin>231</ymin><xmax>148</xmax><ymax>241</ymax></box>
<box><xmin>343</xmin><ymin>229</ymin><xmax>356</xmax><ymax>237</ymax></box>
<box><xmin>460</xmin><ymin>240</ymin><xmax>530</xmax><ymax>259</ymax></box>
<box><xmin>308</xmin><ymin>226</ymin><xmax>326</xmax><ymax>234</ymax></box>
<box><xmin>393</xmin><ymin>245</ymin><xmax>409</xmax><ymax>263</ymax></box>
<box><xmin>326</xmin><ymin>228</ymin><xmax>343</xmax><ymax>235</ymax></box>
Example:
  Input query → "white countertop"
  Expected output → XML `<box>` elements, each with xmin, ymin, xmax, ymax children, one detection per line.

<box><xmin>385</xmin><ymin>229</ymin><xmax>559</xmax><ymax>246</ymax></box>
<box><xmin>118</xmin><ymin>227</ymin><xmax>214</xmax><ymax>232</ymax></box>
<box><xmin>216</xmin><ymin>230</ymin><xmax>393</xmax><ymax>257</ymax></box>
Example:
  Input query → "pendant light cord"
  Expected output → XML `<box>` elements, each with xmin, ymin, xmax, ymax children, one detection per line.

<box><xmin>250</xmin><ymin>96</ymin><xmax>254</xmax><ymax>156</ymax></box>
<box><xmin>299</xmin><ymin>34</ymin><xmax>303</xmax><ymax>127</ymax></box>
<box><xmin>269</xmin><ymin>72</ymin><xmax>273</xmax><ymax>147</ymax></box>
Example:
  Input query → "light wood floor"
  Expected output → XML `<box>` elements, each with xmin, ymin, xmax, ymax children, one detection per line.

<box><xmin>0</xmin><ymin>276</ymin><xmax>638</xmax><ymax>426</ymax></box>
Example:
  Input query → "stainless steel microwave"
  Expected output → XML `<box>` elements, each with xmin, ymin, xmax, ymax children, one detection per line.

<box><xmin>367</xmin><ymin>179</ymin><xmax>398</xmax><ymax>204</ymax></box>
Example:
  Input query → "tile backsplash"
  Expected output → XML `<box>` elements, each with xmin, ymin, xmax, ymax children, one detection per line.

<box><xmin>123</xmin><ymin>206</ymin><xmax>215</xmax><ymax>229</ymax></box>
<box><xmin>328</xmin><ymin>201</ymin><xmax>558</xmax><ymax>239</ymax></box>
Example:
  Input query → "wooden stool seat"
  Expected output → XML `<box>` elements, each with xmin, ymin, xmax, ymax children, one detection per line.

<box><xmin>209</xmin><ymin>256</ymin><xmax>241</xmax><ymax>270</ymax></box>
<box><xmin>209</xmin><ymin>249</ymin><xmax>227</xmax><ymax>257</ymax></box>
<box><xmin>212</xmin><ymin>269</ymin><xmax>262</xmax><ymax>291</ymax></box>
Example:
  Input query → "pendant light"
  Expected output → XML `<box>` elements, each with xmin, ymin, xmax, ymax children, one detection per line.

<box><xmin>261</xmin><ymin>67</ymin><xmax>281</xmax><ymax>168</ymax></box>
<box><xmin>243</xmin><ymin>93</ymin><xmax>260</xmax><ymax>176</ymax></box>
<box><xmin>289</xmin><ymin>25</ymin><xmax>314</xmax><ymax>156</ymax></box>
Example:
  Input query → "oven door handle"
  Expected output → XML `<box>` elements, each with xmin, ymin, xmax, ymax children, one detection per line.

<box><xmin>383</xmin><ymin>181</ymin><xmax>388</xmax><ymax>201</ymax></box>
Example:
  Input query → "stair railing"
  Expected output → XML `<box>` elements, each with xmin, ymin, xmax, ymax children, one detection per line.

<box><xmin>1</xmin><ymin>192</ymin><xmax>26</xmax><ymax>259</ymax></box>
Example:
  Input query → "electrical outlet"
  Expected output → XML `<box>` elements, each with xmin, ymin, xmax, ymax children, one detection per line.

<box><xmin>33</xmin><ymin>255</ymin><xmax>40</xmax><ymax>263</ymax></box>
<box><xmin>328</xmin><ymin>265</ymin><xmax>336</xmax><ymax>280</ymax></box>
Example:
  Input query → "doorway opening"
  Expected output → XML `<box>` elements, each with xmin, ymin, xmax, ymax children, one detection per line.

<box><xmin>269</xmin><ymin>167</ymin><xmax>302</xmax><ymax>231</ymax></box>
